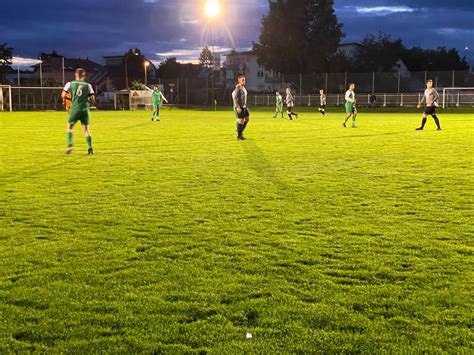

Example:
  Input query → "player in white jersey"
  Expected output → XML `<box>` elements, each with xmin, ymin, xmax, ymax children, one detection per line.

<box><xmin>416</xmin><ymin>79</ymin><xmax>441</xmax><ymax>131</ymax></box>
<box><xmin>285</xmin><ymin>87</ymin><xmax>299</xmax><ymax>120</ymax></box>
<box><xmin>318</xmin><ymin>89</ymin><xmax>326</xmax><ymax>117</ymax></box>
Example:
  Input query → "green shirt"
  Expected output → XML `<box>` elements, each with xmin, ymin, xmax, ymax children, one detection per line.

<box><xmin>276</xmin><ymin>94</ymin><xmax>283</xmax><ymax>108</ymax></box>
<box><xmin>64</xmin><ymin>80</ymin><xmax>94</xmax><ymax>112</ymax></box>
<box><xmin>152</xmin><ymin>90</ymin><xmax>163</xmax><ymax>106</ymax></box>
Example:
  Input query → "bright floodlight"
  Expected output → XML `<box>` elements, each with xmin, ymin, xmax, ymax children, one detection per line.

<box><xmin>205</xmin><ymin>0</ymin><xmax>221</xmax><ymax>18</ymax></box>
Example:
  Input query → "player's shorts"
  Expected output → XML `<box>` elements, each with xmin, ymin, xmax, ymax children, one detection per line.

<box><xmin>319</xmin><ymin>105</ymin><xmax>326</xmax><ymax>110</ymax></box>
<box><xmin>287</xmin><ymin>105</ymin><xmax>294</xmax><ymax>112</ymax></box>
<box><xmin>424</xmin><ymin>106</ymin><xmax>436</xmax><ymax>115</ymax></box>
<box><xmin>345</xmin><ymin>102</ymin><xmax>356</xmax><ymax>114</ymax></box>
<box><xmin>235</xmin><ymin>107</ymin><xmax>250</xmax><ymax>119</ymax></box>
<box><xmin>68</xmin><ymin>110</ymin><xmax>90</xmax><ymax>126</ymax></box>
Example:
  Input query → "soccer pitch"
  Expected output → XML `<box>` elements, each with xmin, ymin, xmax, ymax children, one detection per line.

<box><xmin>1</xmin><ymin>109</ymin><xmax>473</xmax><ymax>353</ymax></box>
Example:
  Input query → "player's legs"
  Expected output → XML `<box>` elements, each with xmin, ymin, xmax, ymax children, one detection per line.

<box><xmin>82</xmin><ymin>124</ymin><xmax>93</xmax><ymax>155</ymax></box>
<box><xmin>352</xmin><ymin>109</ymin><xmax>358</xmax><ymax>128</ymax></box>
<box><xmin>156</xmin><ymin>106</ymin><xmax>161</xmax><ymax>121</ymax></box>
<box><xmin>287</xmin><ymin>107</ymin><xmax>293</xmax><ymax>120</ymax></box>
<box><xmin>417</xmin><ymin>107</ymin><xmax>430</xmax><ymax>130</ymax></box>
<box><xmin>343</xmin><ymin>104</ymin><xmax>352</xmax><ymax>127</ymax></box>
<box><xmin>66</xmin><ymin>122</ymin><xmax>75</xmax><ymax>154</ymax></box>
<box><xmin>431</xmin><ymin>113</ymin><xmax>441</xmax><ymax>130</ymax></box>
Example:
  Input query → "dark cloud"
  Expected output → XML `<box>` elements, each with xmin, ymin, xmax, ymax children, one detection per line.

<box><xmin>2</xmin><ymin>0</ymin><xmax>472</xmax><ymax>65</ymax></box>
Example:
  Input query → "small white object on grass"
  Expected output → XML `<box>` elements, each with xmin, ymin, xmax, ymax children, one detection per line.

<box><xmin>246</xmin><ymin>332</ymin><xmax>253</xmax><ymax>340</ymax></box>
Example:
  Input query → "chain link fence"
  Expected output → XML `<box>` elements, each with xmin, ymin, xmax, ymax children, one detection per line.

<box><xmin>2</xmin><ymin>70</ymin><xmax>473</xmax><ymax>111</ymax></box>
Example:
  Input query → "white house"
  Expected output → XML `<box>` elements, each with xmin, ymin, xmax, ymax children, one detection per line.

<box><xmin>222</xmin><ymin>51</ymin><xmax>282</xmax><ymax>92</ymax></box>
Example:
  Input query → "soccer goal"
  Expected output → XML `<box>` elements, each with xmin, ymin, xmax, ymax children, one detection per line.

<box><xmin>0</xmin><ymin>85</ymin><xmax>12</xmax><ymax>112</ymax></box>
<box><xmin>442</xmin><ymin>87</ymin><xmax>474</xmax><ymax>108</ymax></box>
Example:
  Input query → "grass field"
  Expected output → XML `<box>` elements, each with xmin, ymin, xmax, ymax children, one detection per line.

<box><xmin>1</xmin><ymin>109</ymin><xmax>473</xmax><ymax>353</ymax></box>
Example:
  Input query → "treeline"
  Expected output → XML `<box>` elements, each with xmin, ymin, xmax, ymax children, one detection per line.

<box><xmin>253</xmin><ymin>0</ymin><xmax>469</xmax><ymax>74</ymax></box>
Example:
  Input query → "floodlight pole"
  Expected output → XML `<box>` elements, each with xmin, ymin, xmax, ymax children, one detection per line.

<box><xmin>39</xmin><ymin>56</ymin><xmax>44</xmax><ymax>111</ymax></box>
<box><xmin>125</xmin><ymin>52</ymin><xmax>139</xmax><ymax>89</ymax></box>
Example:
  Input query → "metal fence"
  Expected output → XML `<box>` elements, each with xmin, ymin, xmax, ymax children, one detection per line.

<box><xmin>2</xmin><ymin>69</ymin><xmax>473</xmax><ymax>111</ymax></box>
<box><xmin>249</xmin><ymin>91</ymin><xmax>474</xmax><ymax>108</ymax></box>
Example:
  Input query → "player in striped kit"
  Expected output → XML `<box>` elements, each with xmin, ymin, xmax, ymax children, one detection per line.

<box><xmin>232</xmin><ymin>75</ymin><xmax>250</xmax><ymax>141</ymax></box>
<box><xmin>319</xmin><ymin>89</ymin><xmax>326</xmax><ymax>117</ymax></box>
<box><xmin>285</xmin><ymin>87</ymin><xmax>298</xmax><ymax>120</ymax></box>
<box><xmin>416</xmin><ymin>79</ymin><xmax>442</xmax><ymax>131</ymax></box>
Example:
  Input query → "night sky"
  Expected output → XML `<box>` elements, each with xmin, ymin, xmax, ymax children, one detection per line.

<box><xmin>2</xmin><ymin>0</ymin><xmax>473</xmax><ymax>67</ymax></box>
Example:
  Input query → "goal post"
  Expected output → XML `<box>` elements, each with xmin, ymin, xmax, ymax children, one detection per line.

<box><xmin>0</xmin><ymin>85</ymin><xmax>12</xmax><ymax>112</ymax></box>
<box><xmin>442</xmin><ymin>87</ymin><xmax>474</xmax><ymax>109</ymax></box>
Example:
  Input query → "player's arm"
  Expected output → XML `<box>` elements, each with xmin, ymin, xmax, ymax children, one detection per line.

<box><xmin>232</xmin><ymin>88</ymin><xmax>241</xmax><ymax>113</ymax></box>
<box><xmin>61</xmin><ymin>82</ymin><xmax>71</xmax><ymax>102</ymax></box>
<box><xmin>417</xmin><ymin>92</ymin><xmax>426</xmax><ymax>108</ymax></box>
<box><xmin>160</xmin><ymin>92</ymin><xmax>168</xmax><ymax>103</ymax></box>
<box><xmin>144</xmin><ymin>86</ymin><xmax>153</xmax><ymax>92</ymax></box>
<box><xmin>87</xmin><ymin>84</ymin><xmax>96</xmax><ymax>104</ymax></box>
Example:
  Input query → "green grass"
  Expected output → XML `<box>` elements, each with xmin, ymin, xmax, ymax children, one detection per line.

<box><xmin>1</xmin><ymin>109</ymin><xmax>473</xmax><ymax>353</ymax></box>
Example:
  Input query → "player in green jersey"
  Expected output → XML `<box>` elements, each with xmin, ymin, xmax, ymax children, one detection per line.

<box><xmin>61</xmin><ymin>68</ymin><xmax>95</xmax><ymax>155</ymax></box>
<box><xmin>150</xmin><ymin>86</ymin><xmax>168</xmax><ymax>122</ymax></box>
<box><xmin>343</xmin><ymin>83</ymin><xmax>358</xmax><ymax>128</ymax></box>
<box><xmin>273</xmin><ymin>91</ymin><xmax>284</xmax><ymax>118</ymax></box>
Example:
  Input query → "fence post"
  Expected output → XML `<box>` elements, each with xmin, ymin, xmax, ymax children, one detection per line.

<box><xmin>185</xmin><ymin>78</ymin><xmax>188</xmax><ymax>108</ymax></box>
<box><xmin>298</xmin><ymin>73</ymin><xmax>302</xmax><ymax>95</ymax></box>
<box><xmin>397</xmin><ymin>70</ymin><xmax>401</xmax><ymax>94</ymax></box>
<box><xmin>344</xmin><ymin>72</ymin><xmax>347</xmax><ymax>90</ymax></box>
<box><xmin>325</xmin><ymin>73</ymin><xmax>328</xmax><ymax>93</ymax></box>
<box><xmin>254</xmin><ymin>95</ymin><xmax>257</xmax><ymax>106</ymax></box>
<box><xmin>457</xmin><ymin>92</ymin><xmax>460</xmax><ymax>107</ymax></box>
<box><xmin>452</xmin><ymin>70</ymin><xmax>455</xmax><ymax>87</ymax></box>
<box><xmin>372</xmin><ymin>72</ymin><xmax>375</xmax><ymax>93</ymax></box>
<box><xmin>177</xmin><ymin>78</ymin><xmax>180</xmax><ymax>106</ymax></box>
<box><xmin>400</xmin><ymin>93</ymin><xmax>404</xmax><ymax>107</ymax></box>
<box><xmin>337</xmin><ymin>94</ymin><xmax>340</xmax><ymax>106</ymax></box>
<box><xmin>308</xmin><ymin>95</ymin><xmax>311</xmax><ymax>106</ymax></box>
<box><xmin>267</xmin><ymin>95</ymin><xmax>270</xmax><ymax>106</ymax></box>
<box><xmin>383</xmin><ymin>94</ymin><xmax>386</xmax><ymax>107</ymax></box>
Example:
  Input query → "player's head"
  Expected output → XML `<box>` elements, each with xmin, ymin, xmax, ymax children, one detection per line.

<box><xmin>237</xmin><ymin>75</ymin><xmax>246</xmax><ymax>86</ymax></box>
<box><xmin>319</xmin><ymin>89</ymin><xmax>324</xmax><ymax>95</ymax></box>
<box><xmin>426</xmin><ymin>79</ymin><xmax>433</xmax><ymax>89</ymax></box>
<box><xmin>153</xmin><ymin>85</ymin><xmax>158</xmax><ymax>91</ymax></box>
<box><xmin>276</xmin><ymin>91</ymin><xmax>279</xmax><ymax>95</ymax></box>
<box><xmin>286</xmin><ymin>87</ymin><xmax>291</xmax><ymax>94</ymax></box>
<box><xmin>75</xmin><ymin>68</ymin><xmax>86</xmax><ymax>80</ymax></box>
<box><xmin>348</xmin><ymin>83</ymin><xmax>355</xmax><ymax>90</ymax></box>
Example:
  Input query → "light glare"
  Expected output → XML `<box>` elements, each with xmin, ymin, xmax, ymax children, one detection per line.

<box><xmin>205</xmin><ymin>0</ymin><xmax>221</xmax><ymax>18</ymax></box>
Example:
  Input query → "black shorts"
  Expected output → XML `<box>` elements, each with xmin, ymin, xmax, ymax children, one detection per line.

<box><xmin>287</xmin><ymin>106</ymin><xmax>294</xmax><ymax>112</ymax></box>
<box><xmin>424</xmin><ymin>106</ymin><xmax>436</xmax><ymax>115</ymax></box>
<box><xmin>319</xmin><ymin>105</ymin><xmax>326</xmax><ymax>109</ymax></box>
<box><xmin>236</xmin><ymin>107</ymin><xmax>250</xmax><ymax>119</ymax></box>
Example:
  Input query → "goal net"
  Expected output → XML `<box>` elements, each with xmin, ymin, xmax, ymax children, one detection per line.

<box><xmin>0</xmin><ymin>85</ymin><xmax>12</xmax><ymax>112</ymax></box>
<box><xmin>442</xmin><ymin>87</ymin><xmax>474</xmax><ymax>108</ymax></box>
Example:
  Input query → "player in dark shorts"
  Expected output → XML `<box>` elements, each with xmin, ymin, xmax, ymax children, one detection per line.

<box><xmin>416</xmin><ymin>79</ymin><xmax>441</xmax><ymax>131</ymax></box>
<box><xmin>319</xmin><ymin>89</ymin><xmax>326</xmax><ymax>117</ymax></box>
<box><xmin>232</xmin><ymin>75</ymin><xmax>250</xmax><ymax>141</ymax></box>
<box><xmin>61</xmin><ymin>68</ymin><xmax>95</xmax><ymax>155</ymax></box>
<box><xmin>285</xmin><ymin>87</ymin><xmax>298</xmax><ymax>120</ymax></box>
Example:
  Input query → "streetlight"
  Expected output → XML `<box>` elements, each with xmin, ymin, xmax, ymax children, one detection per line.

<box><xmin>125</xmin><ymin>51</ymin><xmax>139</xmax><ymax>89</ymax></box>
<box><xmin>144</xmin><ymin>61</ymin><xmax>150</xmax><ymax>86</ymax></box>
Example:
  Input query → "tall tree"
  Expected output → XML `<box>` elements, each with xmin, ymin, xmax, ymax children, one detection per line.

<box><xmin>199</xmin><ymin>47</ymin><xmax>214</xmax><ymax>68</ymax></box>
<box><xmin>0</xmin><ymin>43</ymin><xmax>13</xmax><ymax>84</ymax></box>
<box><xmin>253</xmin><ymin>0</ymin><xmax>344</xmax><ymax>74</ymax></box>
<box><xmin>305</xmin><ymin>0</ymin><xmax>345</xmax><ymax>72</ymax></box>
<box><xmin>355</xmin><ymin>33</ymin><xmax>405</xmax><ymax>71</ymax></box>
